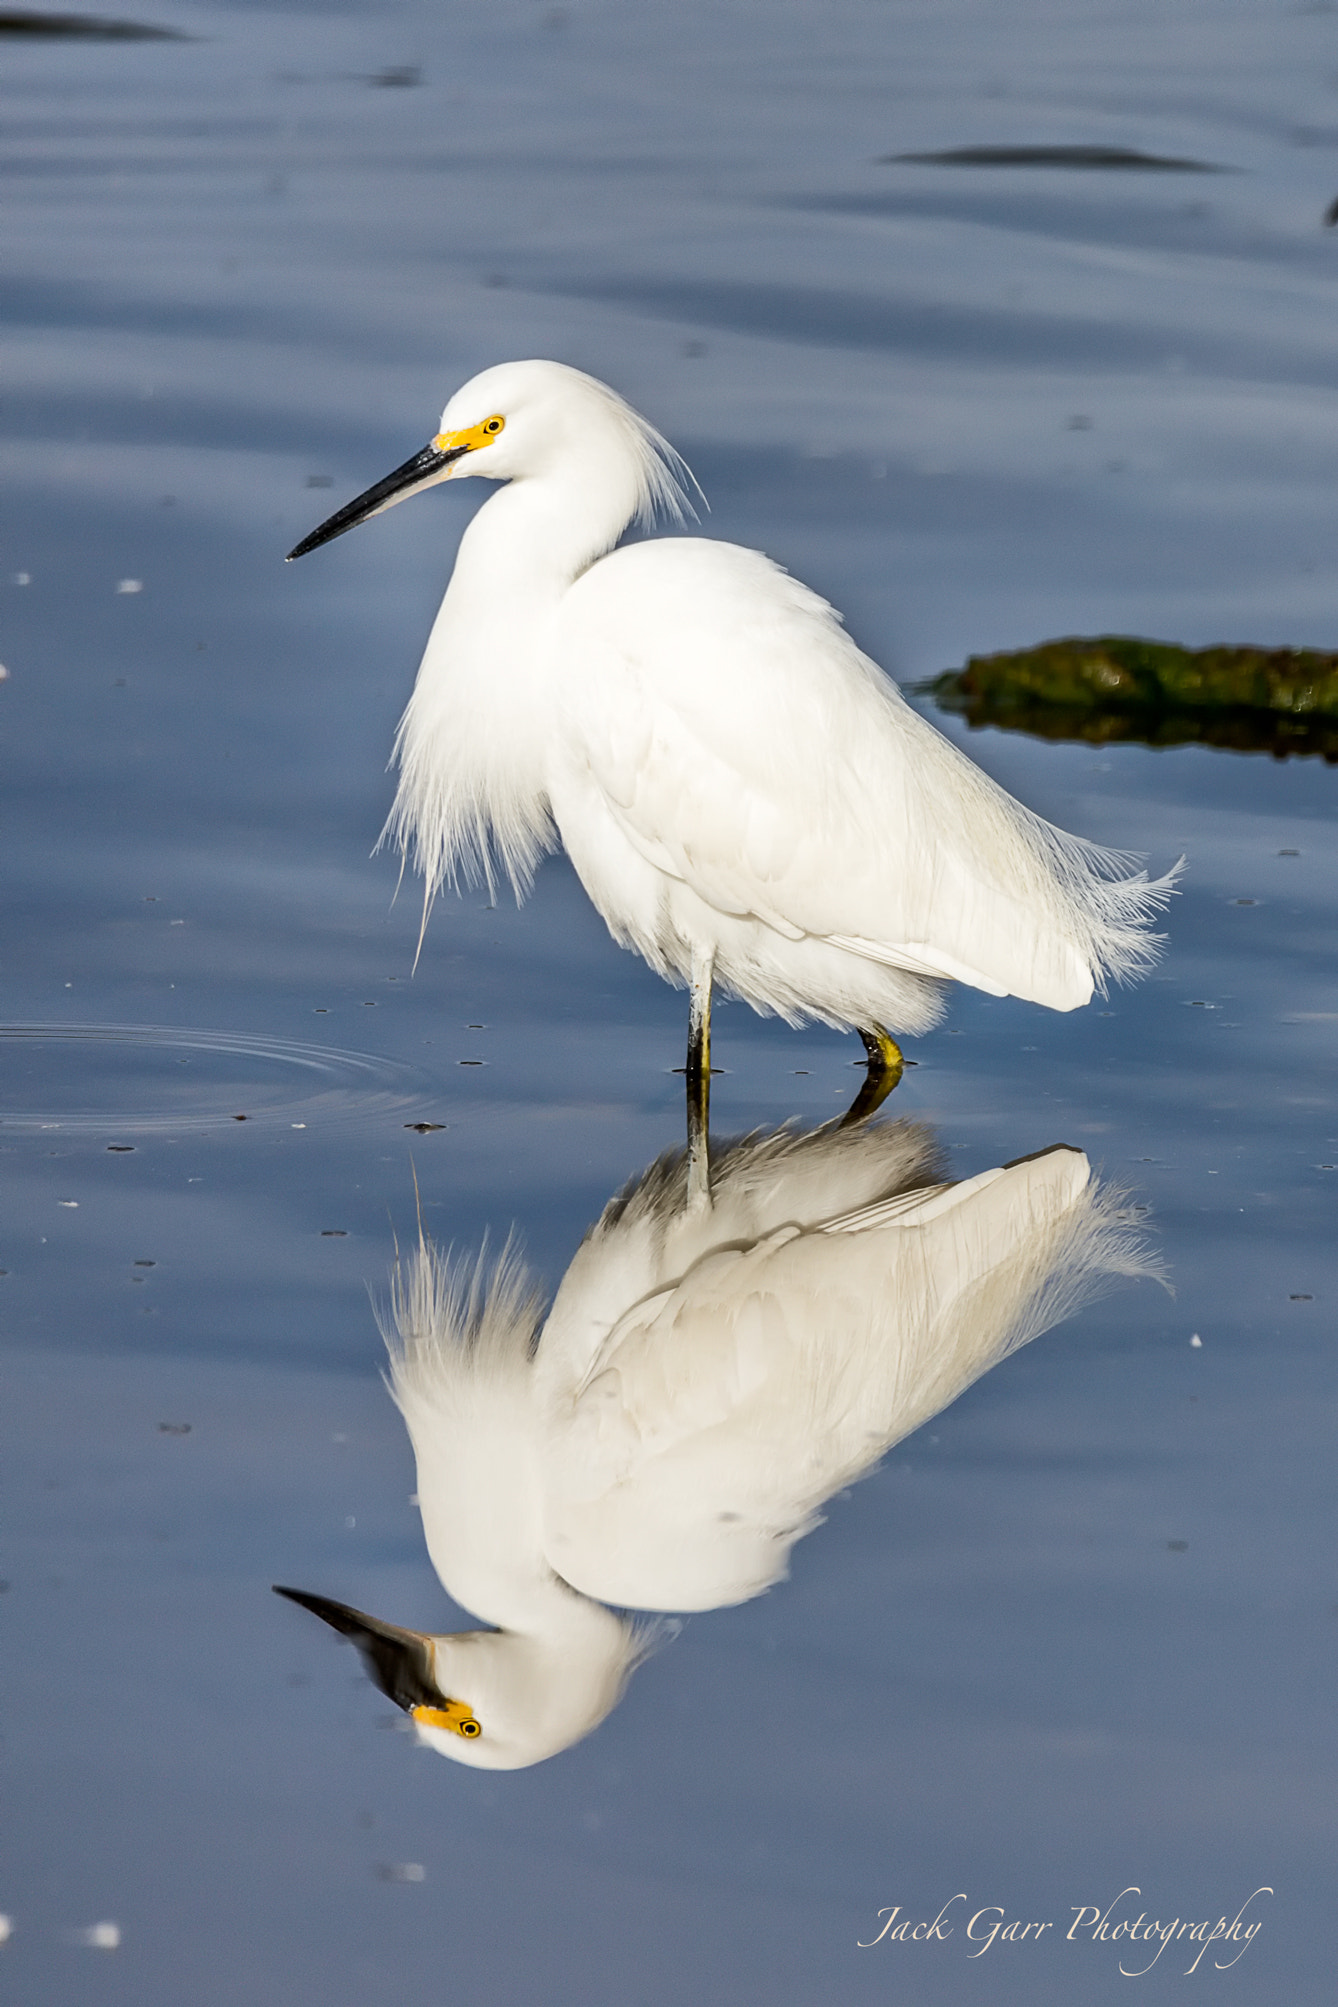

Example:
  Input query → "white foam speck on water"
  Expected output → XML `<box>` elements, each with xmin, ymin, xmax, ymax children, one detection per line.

<box><xmin>74</xmin><ymin>1922</ymin><xmax>121</xmax><ymax>1950</ymax></box>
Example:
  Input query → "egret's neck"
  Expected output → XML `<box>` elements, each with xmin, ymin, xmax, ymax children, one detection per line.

<box><xmin>448</xmin><ymin>457</ymin><xmax>638</xmax><ymax>607</ymax></box>
<box><xmin>387</xmin><ymin>458</ymin><xmax>635</xmax><ymax>901</ymax></box>
<box><xmin>412</xmin><ymin>1386</ymin><xmax>605</xmax><ymax>1640</ymax></box>
<box><xmin>435</xmin><ymin>1531</ymin><xmax>611</xmax><ymax>1643</ymax></box>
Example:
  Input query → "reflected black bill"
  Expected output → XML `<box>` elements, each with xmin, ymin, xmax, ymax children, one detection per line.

<box><xmin>273</xmin><ymin>1584</ymin><xmax>442</xmax><ymax>1714</ymax></box>
<box><xmin>286</xmin><ymin>440</ymin><xmax>467</xmax><ymax>561</ymax></box>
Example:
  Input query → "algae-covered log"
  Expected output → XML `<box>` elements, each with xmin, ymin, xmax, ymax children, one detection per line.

<box><xmin>922</xmin><ymin>637</ymin><xmax>1338</xmax><ymax>760</ymax></box>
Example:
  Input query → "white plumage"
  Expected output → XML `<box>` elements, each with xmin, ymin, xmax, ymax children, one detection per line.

<box><xmin>278</xmin><ymin>1120</ymin><xmax>1157</xmax><ymax>1769</ymax></box>
<box><xmin>289</xmin><ymin>360</ymin><xmax>1177</xmax><ymax>1060</ymax></box>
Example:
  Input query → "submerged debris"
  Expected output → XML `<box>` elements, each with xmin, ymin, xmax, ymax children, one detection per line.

<box><xmin>0</xmin><ymin>11</ymin><xmax>188</xmax><ymax>37</ymax></box>
<box><xmin>886</xmin><ymin>145</ymin><xmax>1226</xmax><ymax>172</ymax></box>
<box><xmin>922</xmin><ymin>636</ymin><xmax>1338</xmax><ymax>759</ymax></box>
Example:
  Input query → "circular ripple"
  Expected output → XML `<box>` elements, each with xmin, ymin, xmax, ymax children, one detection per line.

<box><xmin>0</xmin><ymin>1023</ymin><xmax>443</xmax><ymax>1135</ymax></box>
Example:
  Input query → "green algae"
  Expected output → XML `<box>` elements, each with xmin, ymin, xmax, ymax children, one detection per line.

<box><xmin>922</xmin><ymin>637</ymin><xmax>1338</xmax><ymax>760</ymax></box>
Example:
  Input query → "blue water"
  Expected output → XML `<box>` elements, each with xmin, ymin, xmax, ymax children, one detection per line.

<box><xmin>2</xmin><ymin>2</ymin><xmax>1335</xmax><ymax>2000</ymax></box>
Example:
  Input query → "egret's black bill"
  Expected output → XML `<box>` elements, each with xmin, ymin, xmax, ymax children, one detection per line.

<box><xmin>286</xmin><ymin>440</ymin><xmax>467</xmax><ymax>561</ymax></box>
<box><xmin>273</xmin><ymin>1584</ymin><xmax>441</xmax><ymax>1713</ymax></box>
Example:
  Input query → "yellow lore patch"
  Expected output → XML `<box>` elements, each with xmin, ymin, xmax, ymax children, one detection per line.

<box><xmin>433</xmin><ymin>414</ymin><xmax>505</xmax><ymax>456</ymax></box>
<box><xmin>411</xmin><ymin>1700</ymin><xmax>483</xmax><ymax>1739</ymax></box>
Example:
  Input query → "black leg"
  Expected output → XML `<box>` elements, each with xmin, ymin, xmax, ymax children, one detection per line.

<box><xmin>685</xmin><ymin>955</ymin><xmax>713</xmax><ymax>1208</ymax></box>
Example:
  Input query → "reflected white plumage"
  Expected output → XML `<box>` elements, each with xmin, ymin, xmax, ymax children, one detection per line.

<box><xmin>277</xmin><ymin>1121</ymin><xmax>1156</xmax><ymax>1769</ymax></box>
<box><xmin>289</xmin><ymin>361</ymin><xmax>1176</xmax><ymax>1083</ymax></box>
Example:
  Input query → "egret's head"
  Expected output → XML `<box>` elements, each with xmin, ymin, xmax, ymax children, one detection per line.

<box><xmin>273</xmin><ymin>1583</ymin><xmax>645</xmax><ymax>1771</ymax></box>
<box><xmin>286</xmin><ymin>359</ymin><xmax>697</xmax><ymax>561</ymax></box>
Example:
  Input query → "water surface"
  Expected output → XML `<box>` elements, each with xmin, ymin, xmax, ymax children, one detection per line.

<box><xmin>2</xmin><ymin>2</ymin><xmax>1335</xmax><ymax>2000</ymax></box>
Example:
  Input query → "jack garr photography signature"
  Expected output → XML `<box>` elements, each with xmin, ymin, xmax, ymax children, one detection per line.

<box><xmin>858</xmin><ymin>1886</ymin><xmax>1273</xmax><ymax>1975</ymax></box>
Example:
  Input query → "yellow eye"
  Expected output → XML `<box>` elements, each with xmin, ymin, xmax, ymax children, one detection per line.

<box><xmin>482</xmin><ymin>416</ymin><xmax>504</xmax><ymax>437</ymax></box>
<box><xmin>411</xmin><ymin>1701</ymin><xmax>482</xmax><ymax>1738</ymax></box>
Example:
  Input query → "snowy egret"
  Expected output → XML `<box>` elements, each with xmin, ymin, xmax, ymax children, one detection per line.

<box><xmin>275</xmin><ymin>1119</ymin><xmax>1155</xmax><ymax>1769</ymax></box>
<box><xmin>288</xmin><ymin>360</ymin><xmax>1176</xmax><ymax>1109</ymax></box>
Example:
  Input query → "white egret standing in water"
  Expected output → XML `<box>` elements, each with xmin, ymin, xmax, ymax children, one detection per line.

<box><xmin>276</xmin><ymin>1121</ymin><xmax>1156</xmax><ymax>1769</ymax></box>
<box><xmin>287</xmin><ymin>361</ymin><xmax>1177</xmax><ymax>1119</ymax></box>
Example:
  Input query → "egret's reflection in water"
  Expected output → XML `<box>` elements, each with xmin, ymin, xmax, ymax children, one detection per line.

<box><xmin>278</xmin><ymin>1119</ymin><xmax>1157</xmax><ymax>1769</ymax></box>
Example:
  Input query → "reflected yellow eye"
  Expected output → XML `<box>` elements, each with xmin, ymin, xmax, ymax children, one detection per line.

<box><xmin>411</xmin><ymin>1701</ymin><xmax>482</xmax><ymax>1739</ymax></box>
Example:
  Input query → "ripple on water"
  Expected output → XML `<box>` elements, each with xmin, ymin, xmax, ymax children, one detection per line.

<box><xmin>0</xmin><ymin>1023</ymin><xmax>442</xmax><ymax>1135</ymax></box>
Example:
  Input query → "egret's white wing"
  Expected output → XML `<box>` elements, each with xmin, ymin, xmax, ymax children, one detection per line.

<box><xmin>533</xmin><ymin>1118</ymin><xmax>943</xmax><ymax>1399</ymax></box>
<box><xmin>554</xmin><ymin>539</ymin><xmax>1123</xmax><ymax>1010</ymax></box>
<box><xmin>542</xmin><ymin>1148</ymin><xmax>1119</xmax><ymax>1613</ymax></box>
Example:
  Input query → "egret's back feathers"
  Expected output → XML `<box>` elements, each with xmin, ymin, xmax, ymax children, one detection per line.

<box><xmin>383</xmin><ymin>1124</ymin><xmax>1158</xmax><ymax>1626</ymax></box>
<box><xmin>553</xmin><ymin>538</ymin><xmax>1175</xmax><ymax>1023</ymax></box>
<box><xmin>536</xmin><ymin>1116</ymin><xmax>945</xmax><ymax>1393</ymax></box>
<box><xmin>542</xmin><ymin>1144</ymin><xmax>1151</xmax><ymax>1610</ymax></box>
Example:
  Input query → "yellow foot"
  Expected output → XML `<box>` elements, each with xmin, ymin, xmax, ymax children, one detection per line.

<box><xmin>841</xmin><ymin>1026</ymin><xmax>905</xmax><ymax>1126</ymax></box>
